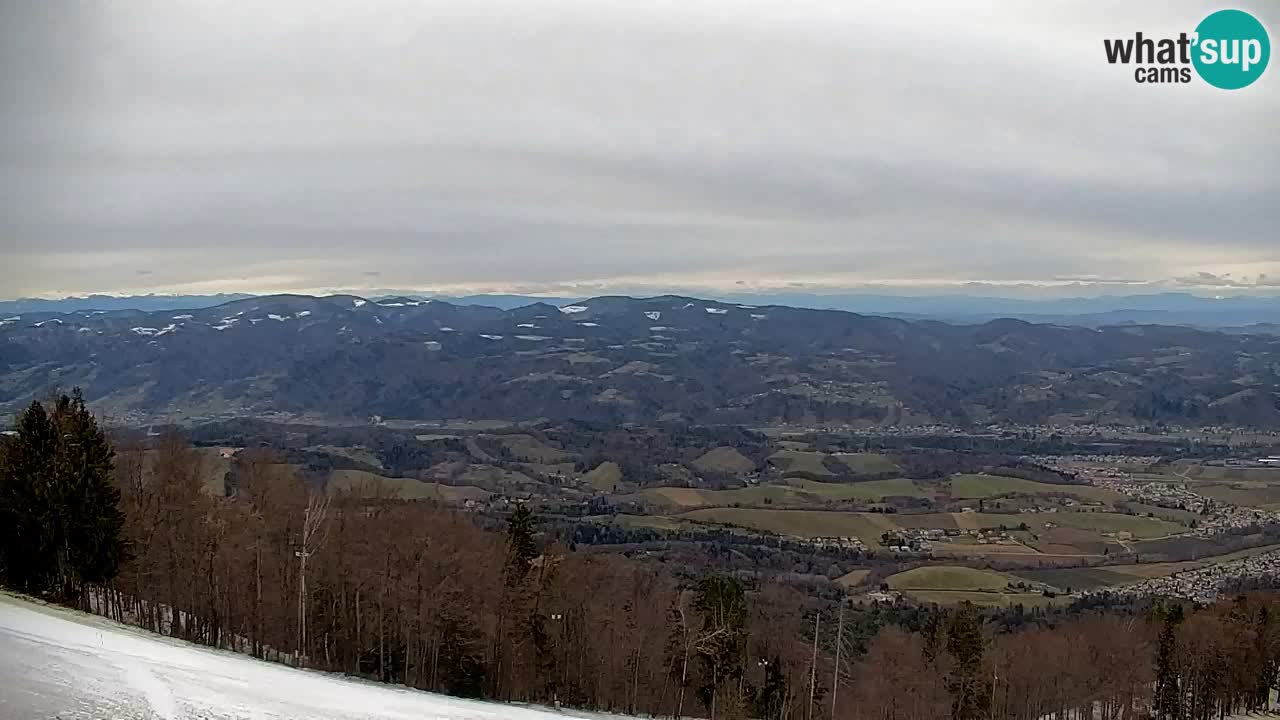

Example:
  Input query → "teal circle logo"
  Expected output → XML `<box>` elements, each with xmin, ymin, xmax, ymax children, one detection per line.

<box><xmin>1192</xmin><ymin>9</ymin><xmax>1270</xmax><ymax>89</ymax></box>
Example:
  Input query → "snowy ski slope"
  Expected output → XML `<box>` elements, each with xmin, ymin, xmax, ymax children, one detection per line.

<box><xmin>0</xmin><ymin>593</ymin><xmax>634</xmax><ymax>720</ymax></box>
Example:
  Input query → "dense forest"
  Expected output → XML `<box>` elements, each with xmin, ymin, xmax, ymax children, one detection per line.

<box><xmin>2</xmin><ymin>395</ymin><xmax>1279</xmax><ymax>719</ymax></box>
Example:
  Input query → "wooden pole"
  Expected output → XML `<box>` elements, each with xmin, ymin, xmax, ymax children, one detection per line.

<box><xmin>808</xmin><ymin>611</ymin><xmax>820</xmax><ymax>720</ymax></box>
<box><xmin>832</xmin><ymin>599</ymin><xmax>845</xmax><ymax>719</ymax></box>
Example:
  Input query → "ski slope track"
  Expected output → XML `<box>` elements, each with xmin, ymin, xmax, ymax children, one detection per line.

<box><xmin>0</xmin><ymin>593</ymin><xmax>636</xmax><ymax>720</ymax></box>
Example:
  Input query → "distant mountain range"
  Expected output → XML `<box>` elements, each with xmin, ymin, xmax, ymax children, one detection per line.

<box><xmin>2</xmin><ymin>293</ymin><xmax>1277</xmax><ymax>428</ymax></box>
<box><xmin>3</xmin><ymin>291</ymin><xmax>1276</xmax><ymax>329</ymax></box>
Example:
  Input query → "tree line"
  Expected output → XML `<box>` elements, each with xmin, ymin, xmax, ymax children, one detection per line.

<box><xmin>2</xmin><ymin>395</ymin><xmax>1279</xmax><ymax>719</ymax></box>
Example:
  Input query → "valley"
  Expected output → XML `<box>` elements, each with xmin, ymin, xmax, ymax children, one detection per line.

<box><xmin>168</xmin><ymin>412</ymin><xmax>1280</xmax><ymax>608</ymax></box>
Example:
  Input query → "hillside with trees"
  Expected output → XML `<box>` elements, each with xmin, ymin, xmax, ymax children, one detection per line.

<box><xmin>2</xmin><ymin>396</ymin><xmax>1280</xmax><ymax>719</ymax></box>
<box><xmin>3</xmin><ymin>294</ymin><xmax>1279</xmax><ymax>428</ymax></box>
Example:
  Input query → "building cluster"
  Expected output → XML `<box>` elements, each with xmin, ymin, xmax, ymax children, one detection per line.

<box><xmin>1032</xmin><ymin>454</ymin><xmax>1163</xmax><ymax>475</ymax></box>
<box><xmin>879</xmin><ymin>529</ymin><xmax>940</xmax><ymax>554</ymax></box>
<box><xmin>1092</xmin><ymin>477</ymin><xmax>1280</xmax><ymax>537</ymax></box>
<box><xmin>804</xmin><ymin>536</ymin><xmax>869</xmax><ymax>553</ymax></box>
<box><xmin>1094</xmin><ymin>478</ymin><xmax>1214</xmax><ymax>513</ymax></box>
<box><xmin>1080</xmin><ymin>550</ymin><xmax>1280</xmax><ymax>604</ymax></box>
<box><xmin>877</xmin><ymin>527</ymin><xmax>1021</xmax><ymax>555</ymax></box>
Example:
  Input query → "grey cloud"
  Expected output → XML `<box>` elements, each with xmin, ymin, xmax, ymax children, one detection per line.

<box><xmin>0</xmin><ymin>0</ymin><xmax>1277</xmax><ymax>298</ymax></box>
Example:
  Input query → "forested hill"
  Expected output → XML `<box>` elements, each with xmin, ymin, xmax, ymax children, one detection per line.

<box><xmin>2</xmin><ymin>293</ymin><xmax>1278</xmax><ymax>427</ymax></box>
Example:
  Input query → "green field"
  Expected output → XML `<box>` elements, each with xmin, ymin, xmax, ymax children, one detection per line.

<box><xmin>950</xmin><ymin>474</ymin><xmax>1124</xmax><ymax>504</ymax></box>
<box><xmin>691</xmin><ymin>447</ymin><xmax>756</xmax><ymax>474</ymax></box>
<box><xmin>767</xmin><ymin>450</ymin><xmax>835</xmax><ymax>478</ymax></box>
<box><xmin>904</xmin><ymin>590</ymin><xmax>1058</xmax><ymax>608</ymax></box>
<box><xmin>633</xmin><ymin>477</ymin><xmax>930</xmax><ymax>509</ymax></box>
<box><xmin>1196</xmin><ymin>483</ymin><xmax>1280</xmax><ymax>509</ymax></box>
<box><xmin>784</xmin><ymin>477</ymin><xmax>933</xmax><ymax>500</ymax></box>
<box><xmin>584</xmin><ymin>462</ymin><xmax>622</xmax><ymax>491</ymax></box>
<box><xmin>1009</xmin><ymin>567</ymin><xmax>1139</xmax><ymax>591</ymax></box>
<box><xmin>887</xmin><ymin>565</ymin><xmax>1014</xmax><ymax>592</ymax></box>
<box><xmin>328</xmin><ymin>469</ymin><xmax>491</xmax><ymax>503</ymax></box>
<box><xmin>491</xmin><ymin>434</ymin><xmax>573</xmax><ymax>463</ymax></box>
<box><xmin>679</xmin><ymin>508</ymin><xmax>892</xmax><ymax>541</ymax></box>
<box><xmin>951</xmin><ymin>512</ymin><xmax>1031</xmax><ymax>531</ymax></box>
<box><xmin>638</xmin><ymin>485</ymin><xmax>810</xmax><ymax>508</ymax></box>
<box><xmin>833</xmin><ymin>452</ymin><xmax>900</xmax><ymax>475</ymax></box>
<box><xmin>1043</xmin><ymin>511</ymin><xmax>1185</xmax><ymax>538</ymax></box>
<box><xmin>1119</xmin><ymin>502</ymin><xmax>1202</xmax><ymax>524</ymax></box>
<box><xmin>948</xmin><ymin>510</ymin><xmax>1184</xmax><ymax>539</ymax></box>
<box><xmin>890</xmin><ymin>513</ymin><xmax>961</xmax><ymax>530</ymax></box>
<box><xmin>1171</xmin><ymin>463</ymin><xmax>1280</xmax><ymax>483</ymax></box>
<box><xmin>604</xmin><ymin>514</ymin><xmax>692</xmax><ymax>532</ymax></box>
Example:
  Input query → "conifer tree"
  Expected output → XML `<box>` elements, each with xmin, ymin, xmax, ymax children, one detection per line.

<box><xmin>0</xmin><ymin>390</ymin><xmax>124</xmax><ymax>600</ymax></box>
<box><xmin>945</xmin><ymin>602</ymin><xmax>989</xmax><ymax>720</ymax></box>
<box><xmin>1155</xmin><ymin>602</ymin><xmax>1184</xmax><ymax>720</ymax></box>
<box><xmin>693</xmin><ymin>574</ymin><xmax>747</xmax><ymax>719</ymax></box>
<box><xmin>504</xmin><ymin>503</ymin><xmax>537</xmax><ymax>585</ymax></box>
<box><xmin>0</xmin><ymin>400</ymin><xmax>59</xmax><ymax>592</ymax></box>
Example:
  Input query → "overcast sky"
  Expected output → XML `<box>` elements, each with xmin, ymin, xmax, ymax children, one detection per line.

<box><xmin>1</xmin><ymin>0</ymin><xmax>1276</xmax><ymax>299</ymax></box>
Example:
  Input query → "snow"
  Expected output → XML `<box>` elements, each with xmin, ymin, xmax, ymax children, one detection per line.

<box><xmin>559</xmin><ymin>305</ymin><xmax>589</xmax><ymax>314</ymax></box>
<box><xmin>0</xmin><ymin>593</ymin><xmax>636</xmax><ymax>720</ymax></box>
<box><xmin>751</xmin><ymin>314</ymin><xmax>767</xmax><ymax>320</ymax></box>
<box><xmin>649</xmin><ymin>326</ymin><xmax>669</xmax><ymax>331</ymax></box>
<box><xmin>517</xmin><ymin>323</ymin><xmax>537</xmax><ymax>328</ymax></box>
<box><xmin>479</xmin><ymin>334</ymin><xmax>503</xmax><ymax>340</ymax></box>
<box><xmin>267</xmin><ymin>314</ymin><xmax>288</xmax><ymax>321</ymax></box>
<box><xmin>212</xmin><ymin>323</ymin><xmax>236</xmax><ymax>331</ymax></box>
<box><xmin>352</xmin><ymin>299</ymin><xmax>367</xmax><ymax>308</ymax></box>
<box><xmin>131</xmin><ymin>327</ymin><xmax>160</xmax><ymax>336</ymax></box>
<box><xmin>154</xmin><ymin>324</ymin><xmax>178</xmax><ymax>336</ymax></box>
<box><xmin>515</xmin><ymin>335</ymin><xmax>551</xmax><ymax>341</ymax></box>
<box><xmin>297</xmin><ymin>310</ymin><xmax>312</xmax><ymax>317</ymax></box>
<box><xmin>439</xmin><ymin>326</ymin><xmax>456</xmax><ymax>332</ymax></box>
<box><xmin>644</xmin><ymin>311</ymin><xmax>661</xmax><ymax>321</ymax></box>
<box><xmin>171</xmin><ymin>314</ymin><xmax>194</xmax><ymax>320</ymax></box>
<box><xmin>577</xmin><ymin>322</ymin><xmax>599</xmax><ymax>327</ymax></box>
<box><xmin>704</xmin><ymin>308</ymin><xmax>728</xmax><ymax>315</ymax></box>
<box><xmin>34</xmin><ymin>319</ymin><xmax>65</xmax><ymax>327</ymax></box>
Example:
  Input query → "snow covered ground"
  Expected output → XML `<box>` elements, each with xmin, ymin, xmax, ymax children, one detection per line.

<box><xmin>0</xmin><ymin>593</ymin><xmax>635</xmax><ymax>720</ymax></box>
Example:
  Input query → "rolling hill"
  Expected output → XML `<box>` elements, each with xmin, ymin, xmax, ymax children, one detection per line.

<box><xmin>2</xmin><ymin>293</ymin><xmax>1277</xmax><ymax>427</ymax></box>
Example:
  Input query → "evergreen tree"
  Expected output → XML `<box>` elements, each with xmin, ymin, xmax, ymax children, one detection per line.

<box><xmin>1253</xmin><ymin>606</ymin><xmax>1277</xmax><ymax>711</ymax></box>
<box><xmin>0</xmin><ymin>400</ymin><xmax>59</xmax><ymax>592</ymax></box>
<box><xmin>54</xmin><ymin>391</ymin><xmax>125</xmax><ymax>593</ymax></box>
<box><xmin>504</xmin><ymin>503</ymin><xmax>537</xmax><ymax>585</ymax></box>
<box><xmin>945</xmin><ymin>602</ymin><xmax>989</xmax><ymax>720</ymax></box>
<box><xmin>693</xmin><ymin>574</ymin><xmax>748</xmax><ymax>718</ymax></box>
<box><xmin>0</xmin><ymin>391</ymin><xmax>125</xmax><ymax>600</ymax></box>
<box><xmin>1155</xmin><ymin>602</ymin><xmax>1184</xmax><ymax>720</ymax></box>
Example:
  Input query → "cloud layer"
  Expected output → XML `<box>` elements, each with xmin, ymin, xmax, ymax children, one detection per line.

<box><xmin>1</xmin><ymin>0</ymin><xmax>1277</xmax><ymax>298</ymax></box>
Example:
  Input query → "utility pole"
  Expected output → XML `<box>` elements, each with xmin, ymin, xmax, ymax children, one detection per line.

<box><xmin>832</xmin><ymin>598</ymin><xmax>845</xmax><ymax>719</ymax></box>
<box><xmin>296</xmin><ymin>492</ymin><xmax>331</xmax><ymax>667</ymax></box>
<box><xmin>295</xmin><ymin>541</ymin><xmax>309</xmax><ymax>665</ymax></box>
<box><xmin>807</xmin><ymin>611</ymin><xmax>820</xmax><ymax>720</ymax></box>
